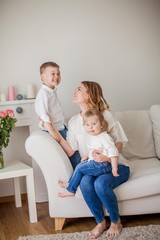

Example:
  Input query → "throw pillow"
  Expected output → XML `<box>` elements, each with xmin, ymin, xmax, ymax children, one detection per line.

<box><xmin>115</xmin><ymin>110</ymin><xmax>156</xmax><ymax>160</ymax></box>
<box><xmin>150</xmin><ymin>105</ymin><xmax>160</xmax><ymax>159</ymax></box>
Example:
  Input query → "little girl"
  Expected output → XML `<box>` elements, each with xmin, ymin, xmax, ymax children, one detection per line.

<box><xmin>58</xmin><ymin>109</ymin><xmax>119</xmax><ymax>197</ymax></box>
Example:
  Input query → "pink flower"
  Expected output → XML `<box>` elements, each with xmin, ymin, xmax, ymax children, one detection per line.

<box><xmin>0</xmin><ymin>109</ymin><xmax>15</xmax><ymax>119</ymax></box>
<box><xmin>0</xmin><ymin>111</ymin><xmax>7</xmax><ymax>118</ymax></box>
<box><xmin>0</xmin><ymin>109</ymin><xmax>17</xmax><ymax>148</ymax></box>
<box><xmin>6</xmin><ymin>109</ymin><xmax>15</xmax><ymax>118</ymax></box>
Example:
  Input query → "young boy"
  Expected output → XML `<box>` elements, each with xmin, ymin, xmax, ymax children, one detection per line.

<box><xmin>35</xmin><ymin>61</ymin><xmax>67</xmax><ymax>141</ymax></box>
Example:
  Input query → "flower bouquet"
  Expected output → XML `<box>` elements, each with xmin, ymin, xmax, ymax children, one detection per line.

<box><xmin>0</xmin><ymin>109</ymin><xmax>17</xmax><ymax>168</ymax></box>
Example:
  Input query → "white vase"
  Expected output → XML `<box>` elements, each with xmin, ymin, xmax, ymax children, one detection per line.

<box><xmin>0</xmin><ymin>146</ymin><xmax>4</xmax><ymax>169</ymax></box>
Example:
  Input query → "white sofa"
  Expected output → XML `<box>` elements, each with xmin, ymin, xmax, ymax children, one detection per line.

<box><xmin>25</xmin><ymin>105</ymin><xmax>160</xmax><ymax>230</ymax></box>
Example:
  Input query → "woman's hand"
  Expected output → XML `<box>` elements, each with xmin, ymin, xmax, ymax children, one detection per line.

<box><xmin>115</xmin><ymin>142</ymin><xmax>123</xmax><ymax>153</ymax></box>
<box><xmin>81</xmin><ymin>156</ymin><xmax>88</xmax><ymax>162</ymax></box>
<box><xmin>92</xmin><ymin>150</ymin><xmax>111</xmax><ymax>163</ymax></box>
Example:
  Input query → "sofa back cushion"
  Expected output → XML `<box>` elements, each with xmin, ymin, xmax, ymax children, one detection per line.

<box><xmin>150</xmin><ymin>105</ymin><xmax>160</xmax><ymax>159</ymax></box>
<box><xmin>114</xmin><ymin>110</ymin><xmax>156</xmax><ymax>160</ymax></box>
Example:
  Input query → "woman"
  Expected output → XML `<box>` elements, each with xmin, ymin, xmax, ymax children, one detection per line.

<box><xmin>58</xmin><ymin>81</ymin><xmax>130</xmax><ymax>239</ymax></box>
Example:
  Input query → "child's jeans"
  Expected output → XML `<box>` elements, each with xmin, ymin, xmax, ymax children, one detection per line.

<box><xmin>60</xmin><ymin>126</ymin><xmax>81</xmax><ymax>169</ymax></box>
<box><xmin>67</xmin><ymin>160</ymin><xmax>112</xmax><ymax>194</ymax></box>
<box><xmin>59</xmin><ymin>126</ymin><xmax>67</xmax><ymax>139</ymax></box>
<box><xmin>43</xmin><ymin>126</ymin><xmax>81</xmax><ymax>169</ymax></box>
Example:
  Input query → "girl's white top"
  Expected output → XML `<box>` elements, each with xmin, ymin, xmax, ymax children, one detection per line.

<box><xmin>85</xmin><ymin>132</ymin><xmax>119</xmax><ymax>161</ymax></box>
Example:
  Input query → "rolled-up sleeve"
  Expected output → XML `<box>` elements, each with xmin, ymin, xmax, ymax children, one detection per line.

<box><xmin>35</xmin><ymin>90</ymin><xmax>51</xmax><ymax>123</ymax></box>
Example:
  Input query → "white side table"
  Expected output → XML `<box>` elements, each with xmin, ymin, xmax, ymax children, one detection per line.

<box><xmin>0</xmin><ymin>161</ymin><xmax>37</xmax><ymax>223</ymax></box>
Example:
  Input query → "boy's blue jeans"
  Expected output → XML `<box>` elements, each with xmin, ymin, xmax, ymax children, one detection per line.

<box><xmin>69</xmin><ymin>151</ymin><xmax>81</xmax><ymax>169</ymax></box>
<box><xmin>43</xmin><ymin>126</ymin><xmax>81</xmax><ymax>169</ymax></box>
<box><xmin>80</xmin><ymin>164</ymin><xmax>130</xmax><ymax>223</ymax></box>
<box><xmin>59</xmin><ymin>127</ymin><xmax>81</xmax><ymax>169</ymax></box>
<box><xmin>59</xmin><ymin>126</ymin><xmax>67</xmax><ymax>139</ymax></box>
<box><xmin>67</xmin><ymin>160</ymin><xmax>112</xmax><ymax>193</ymax></box>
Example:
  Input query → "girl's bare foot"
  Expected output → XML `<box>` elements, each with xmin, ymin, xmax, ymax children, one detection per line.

<box><xmin>106</xmin><ymin>219</ymin><xmax>122</xmax><ymax>238</ymax></box>
<box><xmin>58</xmin><ymin>179</ymin><xmax>68</xmax><ymax>188</ymax></box>
<box><xmin>58</xmin><ymin>189</ymin><xmax>75</xmax><ymax>198</ymax></box>
<box><xmin>89</xmin><ymin>219</ymin><xmax>107</xmax><ymax>239</ymax></box>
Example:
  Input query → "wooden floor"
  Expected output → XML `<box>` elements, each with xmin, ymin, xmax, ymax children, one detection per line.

<box><xmin>0</xmin><ymin>199</ymin><xmax>160</xmax><ymax>240</ymax></box>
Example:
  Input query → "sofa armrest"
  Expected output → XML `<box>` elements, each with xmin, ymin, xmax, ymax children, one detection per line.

<box><xmin>25</xmin><ymin>130</ymin><xmax>73</xmax><ymax>203</ymax></box>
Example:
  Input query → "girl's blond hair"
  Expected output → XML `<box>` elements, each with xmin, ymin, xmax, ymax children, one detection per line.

<box><xmin>82</xmin><ymin>81</ymin><xmax>110</xmax><ymax>112</ymax></box>
<box><xmin>83</xmin><ymin>109</ymin><xmax>108</xmax><ymax>132</ymax></box>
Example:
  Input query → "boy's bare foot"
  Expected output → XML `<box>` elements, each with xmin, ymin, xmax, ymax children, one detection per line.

<box><xmin>58</xmin><ymin>189</ymin><xmax>75</xmax><ymax>198</ymax></box>
<box><xmin>106</xmin><ymin>219</ymin><xmax>122</xmax><ymax>238</ymax></box>
<box><xmin>89</xmin><ymin>219</ymin><xmax>107</xmax><ymax>239</ymax></box>
<box><xmin>58</xmin><ymin>179</ymin><xmax>68</xmax><ymax>188</ymax></box>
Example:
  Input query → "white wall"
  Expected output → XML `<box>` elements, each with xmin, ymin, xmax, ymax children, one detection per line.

<box><xmin>0</xmin><ymin>0</ymin><xmax>160</xmax><ymax>115</ymax></box>
<box><xmin>0</xmin><ymin>0</ymin><xmax>160</xmax><ymax>197</ymax></box>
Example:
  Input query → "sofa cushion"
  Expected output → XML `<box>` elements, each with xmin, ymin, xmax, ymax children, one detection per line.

<box><xmin>114</xmin><ymin>111</ymin><xmax>156</xmax><ymax>160</ymax></box>
<box><xmin>76</xmin><ymin>158</ymin><xmax>160</xmax><ymax>201</ymax></box>
<box><xmin>150</xmin><ymin>105</ymin><xmax>160</xmax><ymax>159</ymax></box>
<box><xmin>115</xmin><ymin>158</ymin><xmax>160</xmax><ymax>201</ymax></box>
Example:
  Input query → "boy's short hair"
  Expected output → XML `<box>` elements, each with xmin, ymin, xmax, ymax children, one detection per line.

<box><xmin>40</xmin><ymin>61</ymin><xmax>59</xmax><ymax>74</ymax></box>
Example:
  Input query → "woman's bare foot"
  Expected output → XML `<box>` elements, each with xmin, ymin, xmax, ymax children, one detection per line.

<box><xmin>106</xmin><ymin>219</ymin><xmax>122</xmax><ymax>238</ymax></box>
<box><xmin>89</xmin><ymin>219</ymin><xmax>107</xmax><ymax>239</ymax></box>
<box><xmin>58</xmin><ymin>189</ymin><xmax>75</xmax><ymax>198</ymax></box>
<box><xmin>58</xmin><ymin>179</ymin><xmax>68</xmax><ymax>188</ymax></box>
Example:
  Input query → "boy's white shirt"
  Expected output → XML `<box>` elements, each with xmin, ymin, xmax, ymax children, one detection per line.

<box><xmin>34</xmin><ymin>84</ymin><xmax>65</xmax><ymax>131</ymax></box>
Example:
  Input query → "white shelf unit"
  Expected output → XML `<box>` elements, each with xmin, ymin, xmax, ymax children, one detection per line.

<box><xmin>0</xmin><ymin>99</ymin><xmax>48</xmax><ymax>202</ymax></box>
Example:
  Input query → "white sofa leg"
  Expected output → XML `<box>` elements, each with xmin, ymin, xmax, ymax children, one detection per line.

<box><xmin>55</xmin><ymin>218</ymin><xmax>66</xmax><ymax>231</ymax></box>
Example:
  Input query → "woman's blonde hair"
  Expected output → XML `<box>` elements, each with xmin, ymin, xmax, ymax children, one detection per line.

<box><xmin>83</xmin><ymin>109</ymin><xmax>108</xmax><ymax>132</ymax></box>
<box><xmin>82</xmin><ymin>81</ymin><xmax>110</xmax><ymax>112</ymax></box>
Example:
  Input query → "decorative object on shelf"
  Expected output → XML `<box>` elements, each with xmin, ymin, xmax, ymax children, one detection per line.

<box><xmin>0</xmin><ymin>109</ymin><xmax>17</xmax><ymax>168</ymax></box>
<box><xmin>16</xmin><ymin>94</ymin><xmax>23</xmax><ymax>100</ymax></box>
<box><xmin>0</xmin><ymin>93</ymin><xmax>7</xmax><ymax>102</ymax></box>
<box><xmin>27</xmin><ymin>84</ymin><xmax>35</xmax><ymax>99</ymax></box>
<box><xmin>16</xmin><ymin>107</ymin><xmax>23</xmax><ymax>114</ymax></box>
<box><xmin>8</xmin><ymin>86</ymin><xmax>16</xmax><ymax>101</ymax></box>
<box><xmin>23</xmin><ymin>94</ymin><xmax>27</xmax><ymax>99</ymax></box>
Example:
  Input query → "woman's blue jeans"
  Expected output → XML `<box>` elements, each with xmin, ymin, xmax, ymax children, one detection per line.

<box><xmin>67</xmin><ymin>160</ymin><xmax>112</xmax><ymax>193</ymax></box>
<box><xmin>80</xmin><ymin>164</ymin><xmax>130</xmax><ymax>223</ymax></box>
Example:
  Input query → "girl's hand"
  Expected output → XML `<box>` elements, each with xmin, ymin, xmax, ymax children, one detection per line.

<box><xmin>112</xmin><ymin>168</ymin><xmax>119</xmax><ymax>177</ymax></box>
<box><xmin>92</xmin><ymin>150</ymin><xmax>111</xmax><ymax>163</ymax></box>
